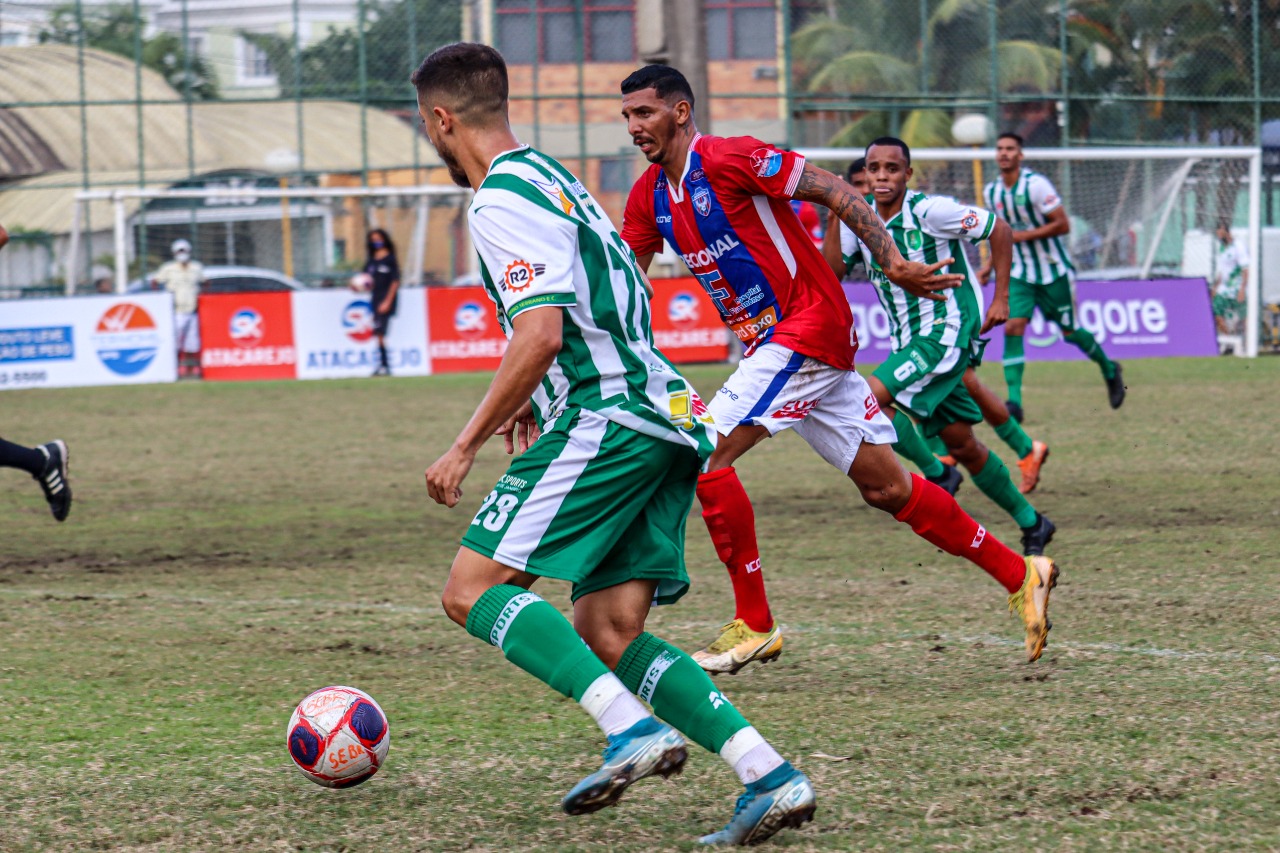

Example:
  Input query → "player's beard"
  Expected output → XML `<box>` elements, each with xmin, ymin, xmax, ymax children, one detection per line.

<box><xmin>435</xmin><ymin>137</ymin><xmax>471</xmax><ymax>188</ymax></box>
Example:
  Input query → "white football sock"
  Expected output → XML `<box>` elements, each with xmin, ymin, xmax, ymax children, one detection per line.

<box><xmin>720</xmin><ymin>726</ymin><xmax>785</xmax><ymax>785</ymax></box>
<box><xmin>579</xmin><ymin>672</ymin><xmax>651</xmax><ymax>737</ymax></box>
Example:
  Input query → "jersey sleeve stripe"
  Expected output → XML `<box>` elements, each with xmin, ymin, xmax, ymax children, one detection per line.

<box><xmin>508</xmin><ymin>292</ymin><xmax>577</xmax><ymax>318</ymax></box>
<box><xmin>783</xmin><ymin>156</ymin><xmax>806</xmax><ymax>197</ymax></box>
<box><xmin>752</xmin><ymin>196</ymin><xmax>798</xmax><ymax>278</ymax></box>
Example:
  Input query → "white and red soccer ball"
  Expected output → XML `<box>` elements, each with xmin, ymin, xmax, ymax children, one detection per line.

<box><xmin>286</xmin><ymin>685</ymin><xmax>390</xmax><ymax>788</ymax></box>
<box><xmin>349</xmin><ymin>272</ymin><xmax>373</xmax><ymax>293</ymax></box>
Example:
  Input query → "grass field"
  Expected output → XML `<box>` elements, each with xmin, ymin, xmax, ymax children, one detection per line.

<box><xmin>3</xmin><ymin>357</ymin><xmax>1280</xmax><ymax>852</ymax></box>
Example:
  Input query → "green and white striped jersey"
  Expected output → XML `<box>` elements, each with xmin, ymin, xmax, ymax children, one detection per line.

<box><xmin>983</xmin><ymin>168</ymin><xmax>1074</xmax><ymax>284</ymax></box>
<box><xmin>842</xmin><ymin>190</ymin><xmax>993</xmax><ymax>351</ymax></box>
<box><xmin>470</xmin><ymin>145</ymin><xmax>715</xmax><ymax>457</ymax></box>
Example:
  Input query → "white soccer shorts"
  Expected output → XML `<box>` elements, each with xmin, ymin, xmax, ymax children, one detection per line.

<box><xmin>175</xmin><ymin>311</ymin><xmax>200</xmax><ymax>354</ymax></box>
<box><xmin>706</xmin><ymin>342</ymin><xmax>898</xmax><ymax>474</ymax></box>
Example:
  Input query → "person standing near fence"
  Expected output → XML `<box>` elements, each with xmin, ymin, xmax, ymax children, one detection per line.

<box><xmin>365</xmin><ymin>228</ymin><xmax>400</xmax><ymax>377</ymax></box>
<box><xmin>1213</xmin><ymin>220</ymin><xmax>1249</xmax><ymax>342</ymax></box>
<box><xmin>152</xmin><ymin>239</ymin><xmax>206</xmax><ymax>379</ymax></box>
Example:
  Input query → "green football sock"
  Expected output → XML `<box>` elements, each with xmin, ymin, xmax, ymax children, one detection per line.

<box><xmin>926</xmin><ymin>433</ymin><xmax>949</xmax><ymax>458</ymax></box>
<box><xmin>465</xmin><ymin>584</ymin><xmax>610</xmax><ymax>702</ymax></box>
<box><xmin>1003</xmin><ymin>335</ymin><xmax>1026</xmax><ymax>406</ymax></box>
<box><xmin>993</xmin><ymin>417</ymin><xmax>1034</xmax><ymax>459</ymax></box>
<box><xmin>616</xmin><ymin>632</ymin><xmax>750</xmax><ymax>755</ymax></box>
<box><xmin>970</xmin><ymin>451</ymin><xmax>1038</xmax><ymax>529</ymax></box>
<box><xmin>1063</xmin><ymin>328</ymin><xmax>1117</xmax><ymax>379</ymax></box>
<box><xmin>891</xmin><ymin>410</ymin><xmax>945</xmax><ymax>479</ymax></box>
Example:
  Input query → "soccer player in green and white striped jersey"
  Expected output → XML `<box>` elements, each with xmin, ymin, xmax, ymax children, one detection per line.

<box><xmin>981</xmin><ymin>132</ymin><xmax>1125</xmax><ymax>420</ymax></box>
<box><xmin>413</xmin><ymin>43</ymin><xmax>814</xmax><ymax>846</ymax></box>
<box><xmin>848</xmin><ymin>137</ymin><xmax>1056</xmax><ymax>557</ymax></box>
<box><xmin>828</xmin><ymin>158</ymin><xmax>1051</xmax><ymax>495</ymax></box>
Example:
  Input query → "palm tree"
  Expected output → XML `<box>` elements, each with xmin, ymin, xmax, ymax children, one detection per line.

<box><xmin>790</xmin><ymin>0</ymin><xmax>1062</xmax><ymax>149</ymax></box>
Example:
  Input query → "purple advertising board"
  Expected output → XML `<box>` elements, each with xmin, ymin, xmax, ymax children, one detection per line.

<box><xmin>844</xmin><ymin>277</ymin><xmax>1219</xmax><ymax>363</ymax></box>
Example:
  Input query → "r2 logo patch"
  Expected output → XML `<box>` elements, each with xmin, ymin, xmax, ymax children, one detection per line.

<box><xmin>502</xmin><ymin>260</ymin><xmax>546</xmax><ymax>292</ymax></box>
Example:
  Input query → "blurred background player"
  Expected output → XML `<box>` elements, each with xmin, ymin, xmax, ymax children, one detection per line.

<box><xmin>0</xmin><ymin>437</ymin><xmax>71</xmax><ymax>521</ymax></box>
<box><xmin>151</xmin><ymin>239</ymin><xmax>206</xmax><ymax>379</ymax></box>
<box><xmin>842</xmin><ymin>137</ymin><xmax>1056</xmax><ymax>559</ymax></box>
<box><xmin>828</xmin><ymin>158</ymin><xmax>1050</xmax><ymax>495</ymax></box>
<box><xmin>981</xmin><ymin>132</ymin><xmax>1125</xmax><ymax>421</ymax></box>
<box><xmin>1212</xmin><ymin>219</ymin><xmax>1249</xmax><ymax>342</ymax></box>
<box><xmin>365</xmin><ymin>228</ymin><xmax>401</xmax><ymax>376</ymax></box>
<box><xmin>414</xmin><ymin>43</ymin><xmax>814</xmax><ymax>846</ymax></box>
<box><xmin>619</xmin><ymin>66</ymin><xmax>1058</xmax><ymax>671</ymax></box>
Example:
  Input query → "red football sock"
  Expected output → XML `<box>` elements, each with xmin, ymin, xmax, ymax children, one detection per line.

<box><xmin>696</xmin><ymin>467</ymin><xmax>774</xmax><ymax>633</ymax></box>
<box><xmin>894</xmin><ymin>474</ymin><xmax>1027</xmax><ymax>594</ymax></box>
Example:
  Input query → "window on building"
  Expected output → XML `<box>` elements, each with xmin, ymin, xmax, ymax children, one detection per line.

<box><xmin>238</xmin><ymin>37</ymin><xmax>275</xmax><ymax>83</ymax></box>
<box><xmin>706</xmin><ymin>0</ymin><xmax>776</xmax><ymax>61</ymax></box>
<box><xmin>598</xmin><ymin>156</ymin><xmax>633</xmax><ymax>193</ymax></box>
<box><xmin>495</xmin><ymin>0</ymin><xmax>635</xmax><ymax>64</ymax></box>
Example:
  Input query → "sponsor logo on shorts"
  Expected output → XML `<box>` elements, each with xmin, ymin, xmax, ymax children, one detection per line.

<box><xmin>750</xmin><ymin>147</ymin><xmax>783</xmax><ymax>179</ymax></box>
<box><xmin>771</xmin><ymin>399</ymin><xmax>818</xmax><ymax>420</ymax></box>
<box><xmin>638</xmin><ymin>650</ymin><xmax>680</xmax><ymax>703</ymax></box>
<box><xmin>497</xmin><ymin>473</ymin><xmax>527</xmax><ymax>492</ymax></box>
<box><xmin>489</xmin><ymin>592</ymin><xmax>543</xmax><ymax>648</ymax></box>
<box><xmin>729</xmin><ymin>306</ymin><xmax>778</xmax><ymax>342</ymax></box>
<box><xmin>693</xmin><ymin>185</ymin><xmax>712</xmax><ymax>217</ymax></box>
<box><xmin>503</xmin><ymin>260</ymin><xmax>545</xmax><ymax>293</ymax></box>
<box><xmin>864</xmin><ymin>393</ymin><xmax>881</xmax><ymax>420</ymax></box>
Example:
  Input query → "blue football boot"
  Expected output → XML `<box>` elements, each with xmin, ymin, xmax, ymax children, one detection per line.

<box><xmin>700</xmin><ymin>764</ymin><xmax>816</xmax><ymax>846</ymax></box>
<box><xmin>561</xmin><ymin>717</ymin><xmax>687</xmax><ymax>815</ymax></box>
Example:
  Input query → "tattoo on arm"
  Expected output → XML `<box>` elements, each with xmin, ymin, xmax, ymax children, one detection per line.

<box><xmin>794</xmin><ymin>164</ymin><xmax>902</xmax><ymax>272</ymax></box>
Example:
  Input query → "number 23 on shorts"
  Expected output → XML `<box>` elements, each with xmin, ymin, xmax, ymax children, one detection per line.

<box><xmin>472</xmin><ymin>490</ymin><xmax>521</xmax><ymax>532</ymax></box>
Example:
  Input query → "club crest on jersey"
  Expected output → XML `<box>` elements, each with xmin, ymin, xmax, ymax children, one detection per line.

<box><xmin>693</xmin><ymin>185</ymin><xmax>712</xmax><ymax>217</ymax></box>
<box><xmin>750</xmin><ymin>147</ymin><xmax>783</xmax><ymax>178</ymax></box>
<box><xmin>1015</xmin><ymin>191</ymin><xmax>1028</xmax><ymax>206</ymax></box>
<box><xmin>906</xmin><ymin>229</ymin><xmax>923</xmax><ymax>250</ymax></box>
<box><xmin>502</xmin><ymin>260</ymin><xmax>545</xmax><ymax>292</ymax></box>
<box><xmin>960</xmin><ymin>211</ymin><xmax>980</xmax><ymax>232</ymax></box>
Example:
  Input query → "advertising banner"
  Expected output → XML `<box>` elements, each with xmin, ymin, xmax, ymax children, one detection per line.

<box><xmin>426</xmin><ymin>286</ymin><xmax>507</xmax><ymax>374</ymax></box>
<box><xmin>199</xmin><ymin>292</ymin><xmax>298</xmax><ymax>381</ymax></box>
<box><xmin>0</xmin><ymin>293</ymin><xmax>176</xmax><ymax>390</ymax></box>
<box><xmin>292</xmin><ymin>288</ymin><xmax>430</xmax><ymax>380</ymax></box>
<box><xmin>649</xmin><ymin>278</ymin><xmax>732</xmax><ymax>364</ymax></box>
<box><xmin>844</xmin><ymin>277</ymin><xmax>1219</xmax><ymax>363</ymax></box>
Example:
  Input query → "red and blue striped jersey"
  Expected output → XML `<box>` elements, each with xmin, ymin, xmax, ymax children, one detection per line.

<box><xmin>622</xmin><ymin>133</ymin><xmax>857</xmax><ymax>370</ymax></box>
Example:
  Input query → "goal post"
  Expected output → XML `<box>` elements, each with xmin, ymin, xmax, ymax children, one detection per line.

<box><xmin>70</xmin><ymin>183</ymin><xmax>473</xmax><ymax>297</ymax></box>
<box><xmin>796</xmin><ymin>146</ymin><xmax>1265</xmax><ymax>358</ymax></box>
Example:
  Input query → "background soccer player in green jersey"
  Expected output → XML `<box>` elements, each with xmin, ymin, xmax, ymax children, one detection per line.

<box><xmin>981</xmin><ymin>132</ymin><xmax>1125</xmax><ymax>420</ymax></box>
<box><xmin>850</xmin><ymin>138</ymin><xmax>1056</xmax><ymax>559</ymax></box>
<box><xmin>412</xmin><ymin>42</ymin><xmax>814</xmax><ymax>846</ymax></box>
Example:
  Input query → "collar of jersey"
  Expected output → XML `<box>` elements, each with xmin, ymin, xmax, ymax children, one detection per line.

<box><xmin>665</xmin><ymin>133</ymin><xmax>703</xmax><ymax>205</ymax></box>
<box><xmin>487</xmin><ymin>144</ymin><xmax>532</xmax><ymax>174</ymax></box>
<box><xmin>872</xmin><ymin>190</ymin><xmax>921</xmax><ymax>228</ymax></box>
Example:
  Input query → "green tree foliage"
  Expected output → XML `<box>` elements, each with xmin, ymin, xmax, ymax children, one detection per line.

<box><xmin>242</xmin><ymin>0</ymin><xmax>461</xmax><ymax>105</ymax></box>
<box><xmin>40</xmin><ymin>4</ymin><xmax>219</xmax><ymax>100</ymax></box>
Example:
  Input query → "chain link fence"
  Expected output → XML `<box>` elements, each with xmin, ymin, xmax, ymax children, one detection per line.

<box><xmin>1</xmin><ymin>0</ymin><xmax>1278</xmax><ymax>295</ymax></box>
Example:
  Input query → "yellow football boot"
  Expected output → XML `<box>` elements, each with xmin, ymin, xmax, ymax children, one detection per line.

<box><xmin>691</xmin><ymin>619</ymin><xmax>783</xmax><ymax>675</ymax></box>
<box><xmin>1008</xmin><ymin>555</ymin><xmax>1059</xmax><ymax>662</ymax></box>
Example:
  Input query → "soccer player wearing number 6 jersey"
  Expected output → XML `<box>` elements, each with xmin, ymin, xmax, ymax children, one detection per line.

<box><xmin>414</xmin><ymin>43</ymin><xmax>814</xmax><ymax>846</ymax></box>
<box><xmin>982</xmin><ymin>133</ymin><xmax>1125</xmax><ymax>420</ymax></box>
<box><xmin>619</xmin><ymin>65</ymin><xmax>1058</xmax><ymax>672</ymax></box>
<box><xmin>845</xmin><ymin>138</ymin><xmax>1057</xmax><ymax>559</ymax></box>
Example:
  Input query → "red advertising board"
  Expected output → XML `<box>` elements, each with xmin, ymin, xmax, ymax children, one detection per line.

<box><xmin>426</xmin><ymin>286</ymin><xmax>508</xmax><ymax>373</ymax></box>
<box><xmin>649</xmin><ymin>277</ymin><xmax>730</xmax><ymax>363</ymax></box>
<box><xmin>199</xmin><ymin>292</ymin><xmax>298</xmax><ymax>381</ymax></box>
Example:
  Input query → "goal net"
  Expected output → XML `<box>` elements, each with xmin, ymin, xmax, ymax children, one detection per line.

<box><xmin>69</xmin><ymin>182</ymin><xmax>472</xmax><ymax>294</ymax></box>
<box><xmin>796</xmin><ymin>146</ymin><xmax>1265</xmax><ymax>357</ymax></box>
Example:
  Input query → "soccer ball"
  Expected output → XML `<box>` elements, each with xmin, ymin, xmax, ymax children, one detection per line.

<box><xmin>286</xmin><ymin>685</ymin><xmax>390</xmax><ymax>788</ymax></box>
<box><xmin>349</xmin><ymin>272</ymin><xmax>373</xmax><ymax>292</ymax></box>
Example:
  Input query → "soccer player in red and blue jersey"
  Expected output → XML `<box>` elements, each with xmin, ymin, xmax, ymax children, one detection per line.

<box><xmin>619</xmin><ymin>65</ymin><xmax>1058</xmax><ymax>671</ymax></box>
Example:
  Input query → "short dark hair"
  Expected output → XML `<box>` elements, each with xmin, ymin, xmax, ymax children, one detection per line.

<box><xmin>845</xmin><ymin>157</ymin><xmax>866</xmax><ymax>180</ymax></box>
<box><xmin>998</xmin><ymin>131</ymin><xmax>1024</xmax><ymax>147</ymax></box>
<box><xmin>620</xmin><ymin>64</ymin><xmax>695</xmax><ymax>111</ymax></box>
<box><xmin>410</xmin><ymin>42</ymin><xmax>508</xmax><ymax>123</ymax></box>
<box><xmin>866</xmin><ymin>136</ymin><xmax>911</xmax><ymax>165</ymax></box>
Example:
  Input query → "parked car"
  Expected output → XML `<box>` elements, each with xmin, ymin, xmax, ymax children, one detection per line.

<box><xmin>128</xmin><ymin>265</ymin><xmax>306</xmax><ymax>294</ymax></box>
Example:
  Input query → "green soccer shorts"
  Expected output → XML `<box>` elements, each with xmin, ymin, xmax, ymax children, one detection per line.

<box><xmin>460</xmin><ymin>408</ymin><xmax>702</xmax><ymax>605</ymax></box>
<box><xmin>872</xmin><ymin>336</ymin><xmax>983</xmax><ymax>438</ymax></box>
<box><xmin>1009</xmin><ymin>273</ymin><xmax>1079</xmax><ymax>330</ymax></box>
